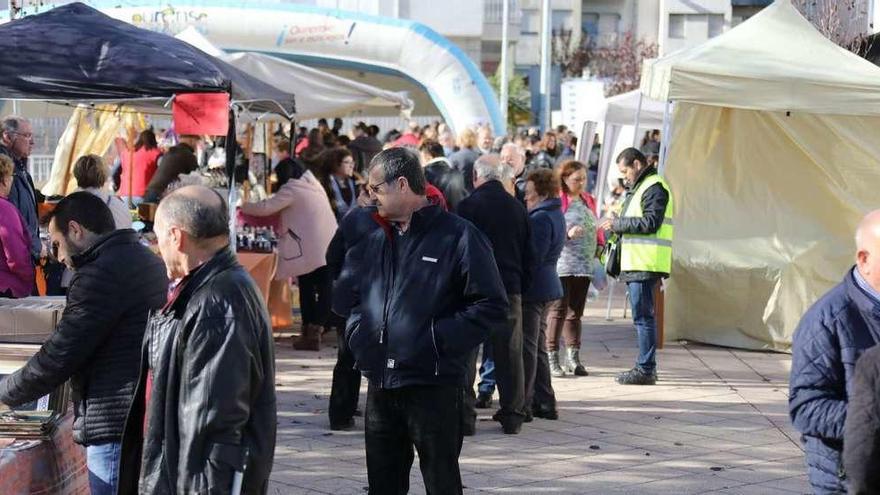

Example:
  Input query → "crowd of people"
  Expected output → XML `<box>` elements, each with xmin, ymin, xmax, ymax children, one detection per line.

<box><xmin>0</xmin><ymin>111</ymin><xmax>678</xmax><ymax>494</ymax></box>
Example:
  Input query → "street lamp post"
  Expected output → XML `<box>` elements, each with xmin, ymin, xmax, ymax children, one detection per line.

<box><xmin>539</xmin><ymin>0</ymin><xmax>552</xmax><ymax>132</ymax></box>
<box><xmin>499</xmin><ymin>0</ymin><xmax>510</xmax><ymax>134</ymax></box>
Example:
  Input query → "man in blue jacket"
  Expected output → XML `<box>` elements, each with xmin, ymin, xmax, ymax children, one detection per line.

<box><xmin>789</xmin><ymin>210</ymin><xmax>880</xmax><ymax>494</ymax></box>
<box><xmin>348</xmin><ymin>147</ymin><xmax>508</xmax><ymax>495</ymax></box>
<box><xmin>0</xmin><ymin>116</ymin><xmax>41</xmax><ymax>261</ymax></box>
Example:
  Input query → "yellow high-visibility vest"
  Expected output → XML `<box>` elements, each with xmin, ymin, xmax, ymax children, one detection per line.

<box><xmin>620</xmin><ymin>174</ymin><xmax>674</xmax><ymax>274</ymax></box>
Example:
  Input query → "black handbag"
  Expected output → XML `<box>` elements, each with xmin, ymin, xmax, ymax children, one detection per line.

<box><xmin>603</xmin><ymin>233</ymin><xmax>621</xmax><ymax>278</ymax></box>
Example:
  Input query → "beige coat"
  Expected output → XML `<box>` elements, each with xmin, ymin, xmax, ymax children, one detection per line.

<box><xmin>239</xmin><ymin>171</ymin><xmax>337</xmax><ymax>280</ymax></box>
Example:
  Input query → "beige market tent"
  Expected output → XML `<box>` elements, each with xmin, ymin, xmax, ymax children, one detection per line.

<box><xmin>639</xmin><ymin>0</ymin><xmax>880</xmax><ymax>351</ymax></box>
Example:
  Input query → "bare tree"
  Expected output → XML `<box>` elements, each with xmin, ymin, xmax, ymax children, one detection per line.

<box><xmin>793</xmin><ymin>0</ymin><xmax>872</xmax><ymax>53</ymax></box>
<box><xmin>591</xmin><ymin>32</ymin><xmax>658</xmax><ymax>97</ymax></box>
<box><xmin>551</xmin><ymin>29</ymin><xmax>592</xmax><ymax>78</ymax></box>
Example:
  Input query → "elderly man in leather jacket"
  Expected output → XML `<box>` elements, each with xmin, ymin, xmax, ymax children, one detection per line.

<box><xmin>349</xmin><ymin>147</ymin><xmax>508</xmax><ymax>495</ymax></box>
<box><xmin>118</xmin><ymin>185</ymin><xmax>277</xmax><ymax>495</ymax></box>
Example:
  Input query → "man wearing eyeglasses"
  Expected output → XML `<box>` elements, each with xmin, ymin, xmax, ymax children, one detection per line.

<box><xmin>0</xmin><ymin>116</ymin><xmax>41</xmax><ymax>261</ymax></box>
<box><xmin>348</xmin><ymin>147</ymin><xmax>508</xmax><ymax>494</ymax></box>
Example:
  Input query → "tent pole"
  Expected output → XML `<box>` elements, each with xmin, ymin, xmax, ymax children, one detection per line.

<box><xmin>288</xmin><ymin>119</ymin><xmax>295</xmax><ymax>157</ymax></box>
<box><xmin>631</xmin><ymin>93</ymin><xmax>643</xmax><ymax>147</ymax></box>
<box><xmin>226</xmin><ymin>107</ymin><xmax>237</xmax><ymax>248</ymax></box>
<box><xmin>658</xmin><ymin>100</ymin><xmax>672</xmax><ymax>176</ymax></box>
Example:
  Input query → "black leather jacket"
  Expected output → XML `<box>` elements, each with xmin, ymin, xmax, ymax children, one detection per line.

<box><xmin>118</xmin><ymin>247</ymin><xmax>277</xmax><ymax>495</ymax></box>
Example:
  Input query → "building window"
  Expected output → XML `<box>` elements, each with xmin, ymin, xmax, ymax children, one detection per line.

<box><xmin>521</xmin><ymin>10</ymin><xmax>538</xmax><ymax>34</ymax></box>
<box><xmin>552</xmin><ymin>10</ymin><xmax>573</xmax><ymax>33</ymax></box>
<box><xmin>582</xmin><ymin>12</ymin><xmax>599</xmax><ymax>39</ymax></box>
<box><xmin>708</xmin><ymin>14</ymin><xmax>724</xmax><ymax>37</ymax></box>
<box><xmin>669</xmin><ymin>14</ymin><xmax>685</xmax><ymax>39</ymax></box>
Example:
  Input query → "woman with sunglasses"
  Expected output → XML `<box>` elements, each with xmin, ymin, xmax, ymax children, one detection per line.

<box><xmin>0</xmin><ymin>154</ymin><xmax>34</xmax><ymax>298</ymax></box>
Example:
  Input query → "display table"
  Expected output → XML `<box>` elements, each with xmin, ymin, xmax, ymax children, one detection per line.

<box><xmin>0</xmin><ymin>414</ymin><xmax>88</xmax><ymax>494</ymax></box>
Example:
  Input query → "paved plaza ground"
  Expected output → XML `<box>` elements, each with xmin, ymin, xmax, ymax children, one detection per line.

<box><xmin>269</xmin><ymin>294</ymin><xmax>809</xmax><ymax>494</ymax></box>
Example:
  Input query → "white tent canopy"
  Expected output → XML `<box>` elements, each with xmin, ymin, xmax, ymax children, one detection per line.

<box><xmin>640</xmin><ymin>0</ymin><xmax>880</xmax><ymax>115</ymax></box>
<box><xmin>176</xmin><ymin>27</ymin><xmax>414</xmax><ymax>121</ymax></box>
<box><xmin>642</xmin><ymin>0</ymin><xmax>880</xmax><ymax>351</ymax></box>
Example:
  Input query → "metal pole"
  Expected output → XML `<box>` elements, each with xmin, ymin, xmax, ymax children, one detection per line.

<box><xmin>539</xmin><ymin>0</ymin><xmax>552</xmax><ymax>132</ymax></box>
<box><xmin>658</xmin><ymin>100</ymin><xmax>672</xmax><ymax>176</ymax></box>
<box><xmin>499</xmin><ymin>0</ymin><xmax>510</xmax><ymax>134</ymax></box>
<box><xmin>631</xmin><ymin>93</ymin><xmax>644</xmax><ymax>147</ymax></box>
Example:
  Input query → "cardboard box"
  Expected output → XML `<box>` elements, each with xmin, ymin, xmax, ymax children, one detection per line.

<box><xmin>0</xmin><ymin>297</ymin><xmax>65</xmax><ymax>344</ymax></box>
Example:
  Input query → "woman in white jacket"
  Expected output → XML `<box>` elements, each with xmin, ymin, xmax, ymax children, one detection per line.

<box><xmin>240</xmin><ymin>160</ymin><xmax>338</xmax><ymax>350</ymax></box>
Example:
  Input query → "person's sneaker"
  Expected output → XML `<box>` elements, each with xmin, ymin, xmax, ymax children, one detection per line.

<box><xmin>475</xmin><ymin>392</ymin><xmax>493</xmax><ymax>409</ymax></box>
<box><xmin>615</xmin><ymin>367</ymin><xmax>657</xmax><ymax>385</ymax></box>
<box><xmin>329</xmin><ymin>417</ymin><xmax>355</xmax><ymax>431</ymax></box>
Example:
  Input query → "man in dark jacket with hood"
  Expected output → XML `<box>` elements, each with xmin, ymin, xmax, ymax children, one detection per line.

<box><xmin>789</xmin><ymin>210</ymin><xmax>880</xmax><ymax>494</ymax></box>
<box><xmin>419</xmin><ymin>139</ymin><xmax>467</xmax><ymax>211</ymax></box>
<box><xmin>350</xmin><ymin>147</ymin><xmax>508</xmax><ymax>495</ymax></box>
<box><xmin>118</xmin><ymin>185</ymin><xmax>276</xmax><ymax>495</ymax></box>
<box><xmin>0</xmin><ymin>192</ymin><xmax>167</xmax><ymax>495</ymax></box>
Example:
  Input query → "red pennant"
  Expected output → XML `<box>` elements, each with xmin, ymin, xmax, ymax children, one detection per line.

<box><xmin>173</xmin><ymin>92</ymin><xmax>230</xmax><ymax>136</ymax></box>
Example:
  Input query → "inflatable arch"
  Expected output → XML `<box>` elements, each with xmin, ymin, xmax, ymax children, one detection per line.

<box><xmin>32</xmin><ymin>1</ymin><xmax>504</xmax><ymax>134</ymax></box>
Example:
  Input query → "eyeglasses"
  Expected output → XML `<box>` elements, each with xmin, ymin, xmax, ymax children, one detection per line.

<box><xmin>12</xmin><ymin>132</ymin><xmax>33</xmax><ymax>140</ymax></box>
<box><xmin>367</xmin><ymin>178</ymin><xmax>393</xmax><ymax>194</ymax></box>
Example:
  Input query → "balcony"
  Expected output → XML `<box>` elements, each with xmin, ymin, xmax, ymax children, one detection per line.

<box><xmin>485</xmin><ymin>0</ymin><xmax>523</xmax><ymax>25</ymax></box>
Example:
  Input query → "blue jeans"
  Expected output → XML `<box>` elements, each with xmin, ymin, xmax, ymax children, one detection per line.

<box><xmin>627</xmin><ymin>279</ymin><xmax>659</xmax><ymax>374</ymax></box>
<box><xmin>477</xmin><ymin>344</ymin><xmax>495</xmax><ymax>395</ymax></box>
<box><xmin>87</xmin><ymin>441</ymin><xmax>121</xmax><ymax>495</ymax></box>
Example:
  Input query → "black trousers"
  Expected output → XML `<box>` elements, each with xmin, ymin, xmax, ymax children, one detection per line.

<box><xmin>328</xmin><ymin>328</ymin><xmax>361</xmax><ymax>424</ymax></box>
<box><xmin>297</xmin><ymin>265</ymin><xmax>331</xmax><ymax>326</ymax></box>
<box><xmin>365</xmin><ymin>385</ymin><xmax>463</xmax><ymax>495</ymax></box>
<box><xmin>523</xmin><ymin>300</ymin><xmax>556</xmax><ymax>410</ymax></box>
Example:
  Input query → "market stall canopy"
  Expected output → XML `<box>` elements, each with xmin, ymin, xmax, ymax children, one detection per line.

<box><xmin>640</xmin><ymin>0</ymin><xmax>880</xmax><ymax>116</ymax></box>
<box><xmin>0</xmin><ymin>3</ymin><xmax>295</xmax><ymax>119</ymax></box>
<box><xmin>176</xmin><ymin>27</ymin><xmax>411</xmax><ymax>119</ymax></box>
<box><xmin>602</xmin><ymin>91</ymin><xmax>666</xmax><ymax>128</ymax></box>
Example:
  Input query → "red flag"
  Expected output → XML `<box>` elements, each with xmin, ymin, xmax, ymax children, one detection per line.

<box><xmin>173</xmin><ymin>93</ymin><xmax>229</xmax><ymax>136</ymax></box>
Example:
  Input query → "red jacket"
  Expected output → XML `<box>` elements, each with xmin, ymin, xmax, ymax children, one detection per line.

<box><xmin>119</xmin><ymin>147</ymin><xmax>161</xmax><ymax>197</ymax></box>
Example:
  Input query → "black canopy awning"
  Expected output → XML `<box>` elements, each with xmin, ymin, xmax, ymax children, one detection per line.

<box><xmin>0</xmin><ymin>3</ymin><xmax>296</xmax><ymax>117</ymax></box>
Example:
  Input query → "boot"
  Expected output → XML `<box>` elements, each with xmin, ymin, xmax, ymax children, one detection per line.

<box><xmin>293</xmin><ymin>324</ymin><xmax>321</xmax><ymax>351</ymax></box>
<box><xmin>548</xmin><ymin>350</ymin><xmax>566</xmax><ymax>378</ymax></box>
<box><xmin>566</xmin><ymin>347</ymin><xmax>589</xmax><ymax>376</ymax></box>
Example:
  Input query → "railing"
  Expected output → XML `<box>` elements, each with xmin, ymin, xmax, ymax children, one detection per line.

<box><xmin>485</xmin><ymin>0</ymin><xmax>522</xmax><ymax>24</ymax></box>
<box><xmin>28</xmin><ymin>154</ymin><xmax>54</xmax><ymax>190</ymax></box>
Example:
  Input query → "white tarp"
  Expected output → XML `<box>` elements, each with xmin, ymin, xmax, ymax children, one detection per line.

<box><xmin>175</xmin><ymin>27</ymin><xmax>413</xmax><ymax>120</ymax></box>
<box><xmin>641</xmin><ymin>0</ymin><xmax>880</xmax><ymax>116</ymax></box>
<box><xmin>639</xmin><ymin>0</ymin><xmax>880</xmax><ymax>351</ymax></box>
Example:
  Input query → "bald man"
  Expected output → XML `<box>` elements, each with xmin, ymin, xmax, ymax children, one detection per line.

<box><xmin>118</xmin><ymin>186</ymin><xmax>277</xmax><ymax>495</ymax></box>
<box><xmin>789</xmin><ymin>210</ymin><xmax>880</xmax><ymax>495</ymax></box>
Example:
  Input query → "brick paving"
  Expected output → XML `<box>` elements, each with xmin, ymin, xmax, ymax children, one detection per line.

<box><xmin>269</xmin><ymin>295</ymin><xmax>809</xmax><ymax>494</ymax></box>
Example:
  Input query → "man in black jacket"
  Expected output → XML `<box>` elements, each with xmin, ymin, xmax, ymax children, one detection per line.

<box><xmin>350</xmin><ymin>147</ymin><xmax>508</xmax><ymax>495</ymax></box>
<box><xmin>326</xmin><ymin>204</ymin><xmax>381</xmax><ymax>430</ymax></box>
<box><xmin>0</xmin><ymin>115</ymin><xmax>41</xmax><ymax>260</ymax></box>
<box><xmin>599</xmin><ymin>148</ymin><xmax>673</xmax><ymax>386</ymax></box>
<box><xmin>348</xmin><ymin>122</ymin><xmax>383</xmax><ymax>175</ymax></box>
<box><xmin>457</xmin><ymin>154</ymin><xmax>531</xmax><ymax>434</ymax></box>
<box><xmin>0</xmin><ymin>192</ymin><xmax>167</xmax><ymax>495</ymax></box>
<box><xmin>419</xmin><ymin>139</ymin><xmax>467</xmax><ymax>211</ymax></box>
<box><xmin>117</xmin><ymin>185</ymin><xmax>277</xmax><ymax>495</ymax></box>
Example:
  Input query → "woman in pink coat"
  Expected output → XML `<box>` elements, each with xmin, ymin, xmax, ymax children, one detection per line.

<box><xmin>0</xmin><ymin>155</ymin><xmax>34</xmax><ymax>298</ymax></box>
<box><xmin>240</xmin><ymin>163</ymin><xmax>337</xmax><ymax>350</ymax></box>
